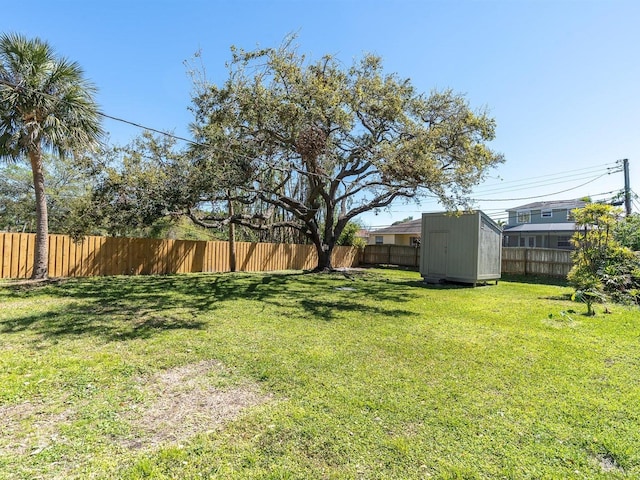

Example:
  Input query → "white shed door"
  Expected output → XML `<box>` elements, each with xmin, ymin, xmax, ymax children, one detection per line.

<box><xmin>428</xmin><ymin>232</ymin><xmax>448</xmax><ymax>276</ymax></box>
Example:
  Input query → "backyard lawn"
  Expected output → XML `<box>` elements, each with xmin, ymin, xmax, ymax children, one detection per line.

<box><xmin>0</xmin><ymin>268</ymin><xmax>638</xmax><ymax>479</ymax></box>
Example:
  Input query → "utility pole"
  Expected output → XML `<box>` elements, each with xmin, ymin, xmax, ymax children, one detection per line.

<box><xmin>623</xmin><ymin>158</ymin><xmax>631</xmax><ymax>216</ymax></box>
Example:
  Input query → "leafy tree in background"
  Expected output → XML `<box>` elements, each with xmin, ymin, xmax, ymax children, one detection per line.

<box><xmin>614</xmin><ymin>213</ymin><xmax>640</xmax><ymax>251</ymax></box>
<box><xmin>336</xmin><ymin>220</ymin><xmax>367</xmax><ymax>249</ymax></box>
<box><xmin>0</xmin><ymin>156</ymin><xmax>92</xmax><ymax>233</ymax></box>
<box><xmin>81</xmin><ymin>134</ymin><xmax>241</xmax><ymax>243</ymax></box>
<box><xmin>190</xmin><ymin>40</ymin><xmax>504</xmax><ymax>271</ymax></box>
<box><xmin>0</xmin><ymin>33</ymin><xmax>102</xmax><ymax>279</ymax></box>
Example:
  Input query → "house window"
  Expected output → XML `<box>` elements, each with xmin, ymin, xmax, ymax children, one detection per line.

<box><xmin>541</xmin><ymin>209</ymin><xmax>552</xmax><ymax>218</ymax></box>
<box><xmin>517</xmin><ymin>211</ymin><xmax>531</xmax><ymax>223</ymax></box>
<box><xmin>557</xmin><ymin>236</ymin><xmax>571</xmax><ymax>248</ymax></box>
<box><xmin>375</xmin><ymin>236</ymin><xmax>383</xmax><ymax>245</ymax></box>
<box><xmin>519</xmin><ymin>236</ymin><xmax>536</xmax><ymax>247</ymax></box>
<box><xmin>567</xmin><ymin>210</ymin><xmax>575</xmax><ymax>221</ymax></box>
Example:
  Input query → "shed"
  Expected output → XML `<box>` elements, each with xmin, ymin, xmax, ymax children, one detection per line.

<box><xmin>420</xmin><ymin>211</ymin><xmax>502</xmax><ymax>285</ymax></box>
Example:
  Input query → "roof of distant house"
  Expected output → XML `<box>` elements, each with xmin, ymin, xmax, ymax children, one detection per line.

<box><xmin>371</xmin><ymin>218</ymin><xmax>422</xmax><ymax>235</ymax></box>
<box><xmin>503</xmin><ymin>223</ymin><xmax>577</xmax><ymax>233</ymax></box>
<box><xmin>507</xmin><ymin>199</ymin><xmax>586</xmax><ymax>212</ymax></box>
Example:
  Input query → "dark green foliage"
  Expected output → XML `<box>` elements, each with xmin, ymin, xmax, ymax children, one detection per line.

<box><xmin>614</xmin><ymin>213</ymin><xmax>640</xmax><ymax>251</ymax></box>
<box><xmin>336</xmin><ymin>220</ymin><xmax>366</xmax><ymax>248</ymax></box>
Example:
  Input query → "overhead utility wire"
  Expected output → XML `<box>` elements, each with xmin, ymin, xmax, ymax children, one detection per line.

<box><xmin>472</xmin><ymin>169</ymin><xmax>621</xmax><ymax>196</ymax></box>
<box><xmin>474</xmin><ymin>162</ymin><xmax>619</xmax><ymax>192</ymax></box>
<box><xmin>471</xmin><ymin>172</ymin><xmax>613</xmax><ymax>202</ymax></box>
<box><xmin>96</xmin><ymin>112</ymin><xmax>199</xmax><ymax>147</ymax></box>
<box><xmin>0</xmin><ymin>77</ymin><xmax>202</xmax><ymax>145</ymax></box>
<box><xmin>474</xmin><ymin>163</ymin><xmax>620</xmax><ymax>193</ymax></box>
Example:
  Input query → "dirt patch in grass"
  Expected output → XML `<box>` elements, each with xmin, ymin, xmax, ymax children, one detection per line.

<box><xmin>0</xmin><ymin>360</ymin><xmax>271</xmax><ymax>458</ymax></box>
<box><xmin>595</xmin><ymin>452</ymin><xmax>625</xmax><ymax>474</ymax></box>
<box><xmin>121</xmin><ymin>359</ymin><xmax>272</xmax><ymax>449</ymax></box>
<box><xmin>0</xmin><ymin>397</ymin><xmax>75</xmax><ymax>456</ymax></box>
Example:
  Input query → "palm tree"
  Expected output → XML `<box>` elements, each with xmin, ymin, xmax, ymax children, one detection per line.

<box><xmin>0</xmin><ymin>33</ymin><xmax>103</xmax><ymax>279</ymax></box>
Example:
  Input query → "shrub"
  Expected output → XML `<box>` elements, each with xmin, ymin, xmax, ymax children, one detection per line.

<box><xmin>568</xmin><ymin>204</ymin><xmax>640</xmax><ymax>313</ymax></box>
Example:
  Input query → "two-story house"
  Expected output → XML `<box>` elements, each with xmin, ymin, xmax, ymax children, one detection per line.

<box><xmin>502</xmin><ymin>199</ymin><xmax>586</xmax><ymax>249</ymax></box>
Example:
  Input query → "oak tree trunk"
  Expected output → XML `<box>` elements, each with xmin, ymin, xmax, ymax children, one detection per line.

<box><xmin>314</xmin><ymin>243</ymin><xmax>334</xmax><ymax>272</ymax></box>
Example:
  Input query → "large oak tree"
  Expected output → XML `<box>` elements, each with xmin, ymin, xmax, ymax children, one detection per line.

<box><xmin>190</xmin><ymin>42</ymin><xmax>504</xmax><ymax>271</ymax></box>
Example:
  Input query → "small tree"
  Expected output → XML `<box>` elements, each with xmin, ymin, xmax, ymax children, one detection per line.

<box><xmin>336</xmin><ymin>220</ymin><xmax>367</xmax><ymax>249</ymax></box>
<box><xmin>568</xmin><ymin>203</ymin><xmax>640</xmax><ymax>312</ymax></box>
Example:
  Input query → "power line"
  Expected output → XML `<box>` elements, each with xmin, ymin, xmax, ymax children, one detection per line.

<box><xmin>472</xmin><ymin>166</ymin><xmax>621</xmax><ymax>196</ymax></box>
<box><xmin>471</xmin><ymin>172</ymin><xmax>614</xmax><ymax>202</ymax></box>
<box><xmin>474</xmin><ymin>162</ymin><xmax>619</xmax><ymax>192</ymax></box>
<box><xmin>97</xmin><ymin>112</ymin><xmax>199</xmax><ymax>146</ymax></box>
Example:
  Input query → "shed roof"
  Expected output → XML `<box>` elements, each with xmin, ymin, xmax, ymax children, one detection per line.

<box><xmin>507</xmin><ymin>199</ymin><xmax>586</xmax><ymax>212</ymax></box>
<box><xmin>371</xmin><ymin>218</ymin><xmax>422</xmax><ymax>235</ymax></box>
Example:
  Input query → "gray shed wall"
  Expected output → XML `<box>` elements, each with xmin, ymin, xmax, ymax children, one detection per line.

<box><xmin>420</xmin><ymin>211</ymin><xmax>501</xmax><ymax>284</ymax></box>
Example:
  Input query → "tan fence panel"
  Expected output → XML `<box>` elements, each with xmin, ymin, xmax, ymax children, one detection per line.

<box><xmin>501</xmin><ymin>247</ymin><xmax>572</xmax><ymax>277</ymax></box>
<box><xmin>0</xmin><ymin>232</ymin><xmax>361</xmax><ymax>279</ymax></box>
<box><xmin>362</xmin><ymin>245</ymin><xmax>420</xmax><ymax>267</ymax></box>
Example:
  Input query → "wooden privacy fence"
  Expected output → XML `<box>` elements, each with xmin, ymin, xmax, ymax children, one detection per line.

<box><xmin>0</xmin><ymin>232</ymin><xmax>361</xmax><ymax>279</ymax></box>
<box><xmin>361</xmin><ymin>244</ymin><xmax>573</xmax><ymax>278</ymax></box>
<box><xmin>363</xmin><ymin>244</ymin><xmax>421</xmax><ymax>267</ymax></box>
<box><xmin>501</xmin><ymin>247</ymin><xmax>572</xmax><ymax>277</ymax></box>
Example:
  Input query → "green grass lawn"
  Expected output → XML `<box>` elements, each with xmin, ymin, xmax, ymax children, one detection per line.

<box><xmin>1</xmin><ymin>269</ymin><xmax>638</xmax><ymax>479</ymax></box>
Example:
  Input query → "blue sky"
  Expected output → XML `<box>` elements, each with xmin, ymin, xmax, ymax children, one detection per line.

<box><xmin>3</xmin><ymin>0</ymin><xmax>639</xmax><ymax>228</ymax></box>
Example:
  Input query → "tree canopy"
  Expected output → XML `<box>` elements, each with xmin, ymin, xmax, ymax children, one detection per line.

<box><xmin>188</xmin><ymin>41</ymin><xmax>504</xmax><ymax>270</ymax></box>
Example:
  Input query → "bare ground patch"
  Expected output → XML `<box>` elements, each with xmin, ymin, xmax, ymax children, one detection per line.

<box><xmin>120</xmin><ymin>359</ymin><xmax>272</xmax><ymax>449</ymax></box>
<box><xmin>0</xmin><ymin>360</ymin><xmax>271</xmax><ymax>459</ymax></box>
<box><xmin>595</xmin><ymin>452</ymin><xmax>625</xmax><ymax>474</ymax></box>
<box><xmin>0</xmin><ymin>397</ymin><xmax>74</xmax><ymax>456</ymax></box>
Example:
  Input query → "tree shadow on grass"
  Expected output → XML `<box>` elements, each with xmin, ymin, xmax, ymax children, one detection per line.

<box><xmin>0</xmin><ymin>307</ymin><xmax>207</xmax><ymax>342</ymax></box>
<box><xmin>540</xmin><ymin>293</ymin><xmax>574</xmax><ymax>302</ymax></box>
<box><xmin>500</xmin><ymin>274</ymin><xmax>569</xmax><ymax>287</ymax></box>
<box><xmin>298</xmin><ymin>298</ymin><xmax>415</xmax><ymax>322</ymax></box>
<box><xmin>0</xmin><ymin>270</ymin><xmax>422</xmax><ymax>341</ymax></box>
<box><xmin>0</xmin><ymin>276</ymin><xmax>217</xmax><ymax>341</ymax></box>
